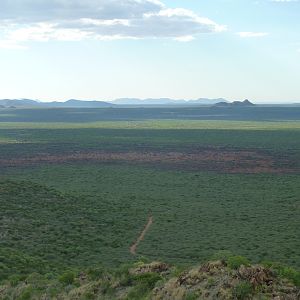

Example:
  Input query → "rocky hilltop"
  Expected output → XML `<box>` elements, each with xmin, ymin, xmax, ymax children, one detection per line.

<box><xmin>1</xmin><ymin>254</ymin><xmax>299</xmax><ymax>299</ymax></box>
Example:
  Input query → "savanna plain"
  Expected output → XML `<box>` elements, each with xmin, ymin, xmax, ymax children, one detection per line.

<box><xmin>0</xmin><ymin>106</ymin><xmax>299</xmax><ymax>299</ymax></box>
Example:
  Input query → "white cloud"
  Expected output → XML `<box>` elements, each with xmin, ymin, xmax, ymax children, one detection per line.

<box><xmin>174</xmin><ymin>36</ymin><xmax>195</xmax><ymax>42</ymax></box>
<box><xmin>0</xmin><ymin>0</ymin><xmax>225</xmax><ymax>48</ymax></box>
<box><xmin>0</xmin><ymin>0</ymin><xmax>165</xmax><ymax>22</ymax></box>
<box><xmin>237</xmin><ymin>32</ymin><xmax>269</xmax><ymax>38</ymax></box>
<box><xmin>8</xmin><ymin>23</ymin><xmax>91</xmax><ymax>42</ymax></box>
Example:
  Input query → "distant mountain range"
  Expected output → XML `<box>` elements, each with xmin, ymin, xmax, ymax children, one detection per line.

<box><xmin>0</xmin><ymin>99</ymin><xmax>113</xmax><ymax>108</ymax></box>
<box><xmin>1</xmin><ymin>98</ymin><xmax>299</xmax><ymax>109</ymax></box>
<box><xmin>0</xmin><ymin>98</ymin><xmax>230</xmax><ymax>108</ymax></box>
<box><xmin>113</xmin><ymin>98</ymin><xmax>229</xmax><ymax>105</ymax></box>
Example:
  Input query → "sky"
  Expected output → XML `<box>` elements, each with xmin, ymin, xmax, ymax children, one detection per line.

<box><xmin>0</xmin><ymin>0</ymin><xmax>299</xmax><ymax>103</ymax></box>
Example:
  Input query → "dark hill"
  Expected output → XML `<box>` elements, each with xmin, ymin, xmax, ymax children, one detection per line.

<box><xmin>215</xmin><ymin>99</ymin><xmax>255</xmax><ymax>107</ymax></box>
<box><xmin>0</xmin><ymin>99</ymin><xmax>39</xmax><ymax>107</ymax></box>
<box><xmin>45</xmin><ymin>99</ymin><xmax>114</xmax><ymax>108</ymax></box>
<box><xmin>232</xmin><ymin>99</ymin><xmax>255</xmax><ymax>106</ymax></box>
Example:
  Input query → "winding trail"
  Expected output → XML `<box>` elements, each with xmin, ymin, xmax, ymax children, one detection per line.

<box><xmin>130</xmin><ymin>215</ymin><xmax>153</xmax><ymax>255</ymax></box>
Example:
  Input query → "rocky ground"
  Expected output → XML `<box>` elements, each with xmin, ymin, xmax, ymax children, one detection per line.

<box><xmin>1</xmin><ymin>256</ymin><xmax>299</xmax><ymax>299</ymax></box>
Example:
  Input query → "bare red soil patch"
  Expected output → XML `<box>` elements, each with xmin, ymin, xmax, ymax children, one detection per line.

<box><xmin>0</xmin><ymin>148</ymin><xmax>296</xmax><ymax>174</ymax></box>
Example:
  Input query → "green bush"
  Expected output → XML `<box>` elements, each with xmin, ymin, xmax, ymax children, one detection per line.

<box><xmin>228</xmin><ymin>256</ymin><xmax>250</xmax><ymax>270</ymax></box>
<box><xmin>83</xmin><ymin>291</ymin><xmax>96</xmax><ymax>300</ymax></box>
<box><xmin>126</xmin><ymin>284</ymin><xmax>150</xmax><ymax>300</ymax></box>
<box><xmin>114</xmin><ymin>263</ymin><xmax>133</xmax><ymax>286</ymax></box>
<box><xmin>263</xmin><ymin>262</ymin><xmax>300</xmax><ymax>287</ymax></box>
<box><xmin>135</xmin><ymin>256</ymin><xmax>151</xmax><ymax>264</ymax></box>
<box><xmin>58</xmin><ymin>271</ymin><xmax>75</xmax><ymax>285</ymax></box>
<box><xmin>126</xmin><ymin>272</ymin><xmax>162</xmax><ymax>300</ymax></box>
<box><xmin>45</xmin><ymin>272</ymin><xmax>56</xmax><ymax>280</ymax></box>
<box><xmin>87</xmin><ymin>266</ymin><xmax>106</xmax><ymax>280</ymax></box>
<box><xmin>119</xmin><ymin>272</ymin><xmax>133</xmax><ymax>287</ymax></box>
<box><xmin>279</xmin><ymin>267</ymin><xmax>300</xmax><ymax>287</ymax></box>
<box><xmin>9</xmin><ymin>274</ymin><xmax>26</xmax><ymax>287</ymax></box>
<box><xmin>100</xmin><ymin>280</ymin><xmax>114</xmax><ymax>295</ymax></box>
<box><xmin>133</xmin><ymin>272</ymin><xmax>162</xmax><ymax>289</ymax></box>
<box><xmin>212</xmin><ymin>252</ymin><xmax>251</xmax><ymax>270</ymax></box>
<box><xmin>19</xmin><ymin>286</ymin><xmax>34</xmax><ymax>300</ymax></box>
<box><xmin>212</xmin><ymin>250</ymin><xmax>234</xmax><ymax>262</ymax></box>
<box><xmin>171</xmin><ymin>265</ymin><xmax>187</xmax><ymax>278</ymax></box>
<box><xmin>185</xmin><ymin>291</ymin><xmax>198</xmax><ymax>300</ymax></box>
<box><xmin>233</xmin><ymin>282</ymin><xmax>253</xmax><ymax>299</ymax></box>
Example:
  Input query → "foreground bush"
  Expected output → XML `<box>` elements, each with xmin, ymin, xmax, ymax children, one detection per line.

<box><xmin>0</xmin><ymin>256</ymin><xmax>299</xmax><ymax>299</ymax></box>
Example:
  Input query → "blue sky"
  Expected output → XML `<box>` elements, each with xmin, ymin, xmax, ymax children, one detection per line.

<box><xmin>0</xmin><ymin>0</ymin><xmax>299</xmax><ymax>103</ymax></box>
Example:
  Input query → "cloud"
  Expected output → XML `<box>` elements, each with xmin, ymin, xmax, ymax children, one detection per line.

<box><xmin>0</xmin><ymin>0</ymin><xmax>225</xmax><ymax>48</ymax></box>
<box><xmin>0</xmin><ymin>0</ymin><xmax>165</xmax><ymax>22</ymax></box>
<box><xmin>174</xmin><ymin>36</ymin><xmax>195</xmax><ymax>42</ymax></box>
<box><xmin>237</xmin><ymin>32</ymin><xmax>269</xmax><ymax>38</ymax></box>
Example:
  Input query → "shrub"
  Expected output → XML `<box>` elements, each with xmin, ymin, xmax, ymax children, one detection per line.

<box><xmin>133</xmin><ymin>272</ymin><xmax>162</xmax><ymax>289</ymax></box>
<box><xmin>228</xmin><ymin>256</ymin><xmax>250</xmax><ymax>270</ymax></box>
<box><xmin>114</xmin><ymin>263</ymin><xmax>133</xmax><ymax>286</ymax></box>
<box><xmin>83</xmin><ymin>291</ymin><xmax>96</xmax><ymax>300</ymax></box>
<box><xmin>136</xmin><ymin>256</ymin><xmax>151</xmax><ymax>264</ymax></box>
<box><xmin>263</xmin><ymin>262</ymin><xmax>300</xmax><ymax>287</ymax></box>
<box><xmin>185</xmin><ymin>291</ymin><xmax>198</xmax><ymax>300</ymax></box>
<box><xmin>126</xmin><ymin>284</ymin><xmax>149</xmax><ymax>300</ymax></box>
<box><xmin>207</xmin><ymin>277</ymin><xmax>215</xmax><ymax>287</ymax></box>
<box><xmin>87</xmin><ymin>266</ymin><xmax>106</xmax><ymax>280</ymax></box>
<box><xmin>114</xmin><ymin>263</ymin><xmax>131</xmax><ymax>278</ymax></box>
<box><xmin>171</xmin><ymin>265</ymin><xmax>187</xmax><ymax>278</ymax></box>
<box><xmin>233</xmin><ymin>282</ymin><xmax>253</xmax><ymax>299</ymax></box>
<box><xmin>19</xmin><ymin>286</ymin><xmax>34</xmax><ymax>300</ymax></box>
<box><xmin>100</xmin><ymin>280</ymin><xmax>114</xmax><ymax>295</ymax></box>
<box><xmin>126</xmin><ymin>272</ymin><xmax>162</xmax><ymax>300</ymax></box>
<box><xmin>119</xmin><ymin>272</ymin><xmax>133</xmax><ymax>287</ymax></box>
<box><xmin>212</xmin><ymin>250</ymin><xmax>234</xmax><ymax>262</ymax></box>
<box><xmin>45</xmin><ymin>272</ymin><xmax>56</xmax><ymax>280</ymax></box>
<box><xmin>279</xmin><ymin>267</ymin><xmax>300</xmax><ymax>287</ymax></box>
<box><xmin>9</xmin><ymin>274</ymin><xmax>25</xmax><ymax>287</ymax></box>
<box><xmin>58</xmin><ymin>271</ymin><xmax>75</xmax><ymax>285</ymax></box>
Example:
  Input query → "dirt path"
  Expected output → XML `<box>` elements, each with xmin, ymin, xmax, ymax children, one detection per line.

<box><xmin>130</xmin><ymin>215</ymin><xmax>153</xmax><ymax>255</ymax></box>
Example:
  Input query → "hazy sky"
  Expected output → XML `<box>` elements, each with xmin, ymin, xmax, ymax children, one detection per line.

<box><xmin>0</xmin><ymin>0</ymin><xmax>299</xmax><ymax>103</ymax></box>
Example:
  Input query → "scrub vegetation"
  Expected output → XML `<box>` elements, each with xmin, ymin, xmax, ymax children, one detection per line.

<box><xmin>0</xmin><ymin>107</ymin><xmax>299</xmax><ymax>299</ymax></box>
<box><xmin>0</xmin><ymin>255</ymin><xmax>299</xmax><ymax>299</ymax></box>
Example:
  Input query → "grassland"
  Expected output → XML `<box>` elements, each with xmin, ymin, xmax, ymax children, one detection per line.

<box><xmin>0</xmin><ymin>106</ymin><xmax>299</xmax><ymax>123</ymax></box>
<box><xmin>0</xmin><ymin>107</ymin><xmax>299</xmax><ymax>285</ymax></box>
<box><xmin>1</xmin><ymin>119</ymin><xmax>300</xmax><ymax>130</ymax></box>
